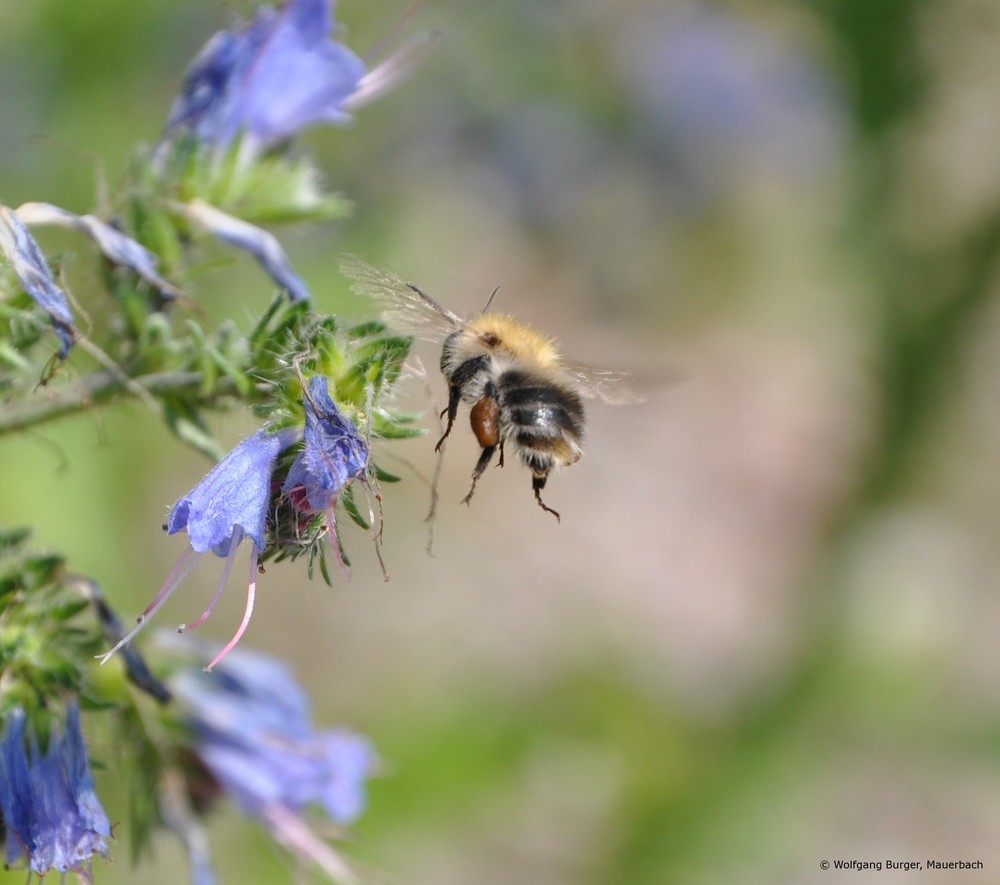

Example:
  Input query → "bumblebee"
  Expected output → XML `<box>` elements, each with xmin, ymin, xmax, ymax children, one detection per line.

<box><xmin>341</xmin><ymin>255</ymin><xmax>637</xmax><ymax>520</ymax></box>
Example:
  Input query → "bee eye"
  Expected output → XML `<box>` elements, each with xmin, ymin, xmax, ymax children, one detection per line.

<box><xmin>481</xmin><ymin>332</ymin><xmax>500</xmax><ymax>347</ymax></box>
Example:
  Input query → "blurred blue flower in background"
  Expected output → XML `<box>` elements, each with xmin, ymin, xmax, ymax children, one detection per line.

<box><xmin>614</xmin><ymin>3</ymin><xmax>846</xmax><ymax>196</ymax></box>
<box><xmin>99</xmin><ymin>427</ymin><xmax>300</xmax><ymax>672</ymax></box>
<box><xmin>164</xmin><ymin>0</ymin><xmax>365</xmax><ymax>152</ymax></box>
<box><xmin>0</xmin><ymin>704</ymin><xmax>111</xmax><ymax>877</ymax></box>
<box><xmin>171</xmin><ymin>639</ymin><xmax>374</xmax><ymax>883</ymax></box>
<box><xmin>0</xmin><ymin>205</ymin><xmax>77</xmax><ymax>358</ymax></box>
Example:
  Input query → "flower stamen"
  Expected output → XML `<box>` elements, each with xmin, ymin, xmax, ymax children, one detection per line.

<box><xmin>178</xmin><ymin>528</ymin><xmax>243</xmax><ymax>633</ymax></box>
<box><xmin>97</xmin><ymin>546</ymin><xmax>201</xmax><ymax>664</ymax></box>
<box><xmin>204</xmin><ymin>546</ymin><xmax>260</xmax><ymax>672</ymax></box>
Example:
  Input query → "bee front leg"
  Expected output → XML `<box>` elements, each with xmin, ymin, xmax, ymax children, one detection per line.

<box><xmin>435</xmin><ymin>385</ymin><xmax>462</xmax><ymax>452</ymax></box>
<box><xmin>462</xmin><ymin>444</ymin><xmax>497</xmax><ymax>505</ymax></box>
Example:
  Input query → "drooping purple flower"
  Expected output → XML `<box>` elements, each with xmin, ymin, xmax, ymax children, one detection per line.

<box><xmin>283</xmin><ymin>375</ymin><xmax>368</xmax><ymax>513</ymax></box>
<box><xmin>173</xmin><ymin>198</ymin><xmax>310</xmax><ymax>302</ymax></box>
<box><xmin>98</xmin><ymin>426</ymin><xmax>299</xmax><ymax>672</ymax></box>
<box><xmin>0</xmin><ymin>704</ymin><xmax>112</xmax><ymax>877</ymax></box>
<box><xmin>15</xmin><ymin>201</ymin><xmax>182</xmax><ymax>300</ymax></box>
<box><xmin>168</xmin><ymin>637</ymin><xmax>375</xmax><ymax>882</ymax></box>
<box><xmin>169</xmin><ymin>427</ymin><xmax>300</xmax><ymax>555</ymax></box>
<box><xmin>164</xmin><ymin>0</ymin><xmax>366</xmax><ymax>151</ymax></box>
<box><xmin>282</xmin><ymin>376</ymin><xmax>370</xmax><ymax>574</ymax></box>
<box><xmin>0</xmin><ymin>205</ymin><xmax>77</xmax><ymax>357</ymax></box>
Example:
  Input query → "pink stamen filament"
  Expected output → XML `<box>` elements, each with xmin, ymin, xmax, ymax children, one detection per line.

<box><xmin>345</xmin><ymin>30</ymin><xmax>437</xmax><ymax>113</ymax></box>
<box><xmin>261</xmin><ymin>802</ymin><xmax>356</xmax><ymax>885</ymax></box>
<box><xmin>143</xmin><ymin>545</ymin><xmax>200</xmax><ymax>617</ymax></box>
<box><xmin>203</xmin><ymin>545</ymin><xmax>260</xmax><ymax>672</ymax></box>
<box><xmin>96</xmin><ymin>545</ymin><xmax>201</xmax><ymax>665</ymax></box>
<box><xmin>178</xmin><ymin>530</ymin><xmax>242</xmax><ymax>633</ymax></box>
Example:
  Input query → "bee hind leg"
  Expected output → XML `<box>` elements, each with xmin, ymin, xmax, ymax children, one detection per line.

<box><xmin>532</xmin><ymin>475</ymin><xmax>561</xmax><ymax>522</ymax></box>
<box><xmin>461</xmin><ymin>444</ymin><xmax>497</xmax><ymax>505</ymax></box>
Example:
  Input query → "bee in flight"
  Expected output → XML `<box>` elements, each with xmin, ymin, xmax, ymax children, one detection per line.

<box><xmin>340</xmin><ymin>255</ymin><xmax>640</xmax><ymax>521</ymax></box>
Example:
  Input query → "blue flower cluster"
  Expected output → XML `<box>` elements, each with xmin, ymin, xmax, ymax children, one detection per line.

<box><xmin>99</xmin><ymin>377</ymin><xmax>369</xmax><ymax>673</ymax></box>
<box><xmin>0</xmin><ymin>704</ymin><xmax>111</xmax><ymax>877</ymax></box>
<box><xmin>0</xmin><ymin>0</ymin><xmax>427</xmax><ymax>880</ymax></box>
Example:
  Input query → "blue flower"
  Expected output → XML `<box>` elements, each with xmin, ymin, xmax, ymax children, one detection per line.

<box><xmin>165</xmin><ymin>0</ymin><xmax>365</xmax><ymax>151</ymax></box>
<box><xmin>168</xmin><ymin>638</ymin><xmax>374</xmax><ymax>882</ymax></box>
<box><xmin>0</xmin><ymin>205</ymin><xmax>77</xmax><ymax>358</ymax></box>
<box><xmin>614</xmin><ymin>5</ymin><xmax>846</xmax><ymax>196</ymax></box>
<box><xmin>283</xmin><ymin>375</ymin><xmax>368</xmax><ymax>513</ymax></box>
<box><xmin>169</xmin><ymin>427</ymin><xmax>300</xmax><ymax>555</ymax></box>
<box><xmin>282</xmin><ymin>376</ymin><xmax>370</xmax><ymax>575</ymax></box>
<box><xmin>0</xmin><ymin>704</ymin><xmax>111</xmax><ymax>877</ymax></box>
<box><xmin>99</xmin><ymin>427</ymin><xmax>299</xmax><ymax>672</ymax></box>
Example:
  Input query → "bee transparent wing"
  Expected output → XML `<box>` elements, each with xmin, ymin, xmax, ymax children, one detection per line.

<box><xmin>340</xmin><ymin>253</ymin><xmax>462</xmax><ymax>340</ymax></box>
<box><xmin>565</xmin><ymin>363</ymin><xmax>648</xmax><ymax>405</ymax></box>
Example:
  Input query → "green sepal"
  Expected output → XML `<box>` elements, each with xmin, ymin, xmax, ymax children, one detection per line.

<box><xmin>340</xmin><ymin>484</ymin><xmax>370</xmax><ymax>530</ymax></box>
<box><xmin>171</xmin><ymin>140</ymin><xmax>353</xmax><ymax>226</ymax></box>
<box><xmin>372</xmin><ymin>464</ymin><xmax>402</xmax><ymax>483</ymax></box>
<box><xmin>372</xmin><ymin>411</ymin><xmax>426</xmax><ymax>440</ymax></box>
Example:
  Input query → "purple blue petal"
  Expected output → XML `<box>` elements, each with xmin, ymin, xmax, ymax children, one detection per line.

<box><xmin>165</xmin><ymin>0</ymin><xmax>365</xmax><ymax>149</ymax></box>
<box><xmin>0</xmin><ymin>704</ymin><xmax>111</xmax><ymax>876</ymax></box>
<box><xmin>168</xmin><ymin>427</ymin><xmax>299</xmax><ymax>555</ymax></box>
<box><xmin>171</xmin><ymin>643</ymin><xmax>375</xmax><ymax>826</ymax></box>
<box><xmin>177</xmin><ymin>199</ymin><xmax>311</xmax><ymax>302</ymax></box>
<box><xmin>283</xmin><ymin>375</ymin><xmax>368</xmax><ymax>512</ymax></box>
<box><xmin>0</xmin><ymin>206</ymin><xmax>77</xmax><ymax>357</ymax></box>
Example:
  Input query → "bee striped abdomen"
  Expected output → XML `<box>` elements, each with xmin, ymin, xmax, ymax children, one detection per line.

<box><xmin>499</xmin><ymin>371</ymin><xmax>584</xmax><ymax>467</ymax></box>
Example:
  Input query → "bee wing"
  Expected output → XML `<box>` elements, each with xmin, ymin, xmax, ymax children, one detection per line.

<box><xmin>340</xmin><ymin>254</ymin><xmax>462</xmax><ymax>340</ymax></box>
<box><xmin>564</xmin><ymin>363</ymin><xmax>648</xmax><ymax>405</ymax></box>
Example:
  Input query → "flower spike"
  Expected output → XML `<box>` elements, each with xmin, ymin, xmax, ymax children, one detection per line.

<box><xmin>0</xmin><ymin>704</ymin><xmax>112</xmax><ymax>877</ymax></box>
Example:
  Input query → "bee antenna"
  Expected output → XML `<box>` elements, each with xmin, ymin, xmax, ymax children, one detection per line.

<box><xmin>481</xmin><ymin>285</ymin><xmax>501</xmax><ymax>314</ymax></box>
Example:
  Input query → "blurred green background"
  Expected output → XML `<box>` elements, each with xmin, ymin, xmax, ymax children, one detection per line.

<box><xmin>4</xmin><ymin>0</ymin><xmax>1000</xmax><ymax>882</ymax></box>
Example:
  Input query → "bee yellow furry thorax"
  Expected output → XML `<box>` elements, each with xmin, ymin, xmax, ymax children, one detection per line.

<box><xmin>467</xmin><ymin>314</ymin><xmax>561</xmax><ymax>369</ymax></box>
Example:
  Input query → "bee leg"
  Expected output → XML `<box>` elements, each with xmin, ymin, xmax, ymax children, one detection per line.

<box><xmin>461</xmin><ymin>444</ymin><xmax>497</xmax><ymax>505</ymax></box>
<box><xmin>435</xmin><ymin>386</ymin><xmax>461</xmax><ymax>451</ymax></box>
<box><xmin>497</xmin><ymin>440</ymin><xmax>505</xmax><ymax>468</ymax></box>
<box><xmin>532</xmin><ymin>475</ymin><xmax>561</xmax><ymax>522</ymax></box>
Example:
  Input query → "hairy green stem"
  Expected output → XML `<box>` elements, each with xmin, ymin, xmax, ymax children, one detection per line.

<box><xmin>0</xmin><ymin>370</ymin><xmax>233</xmax><ymax>435</ymax></box>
